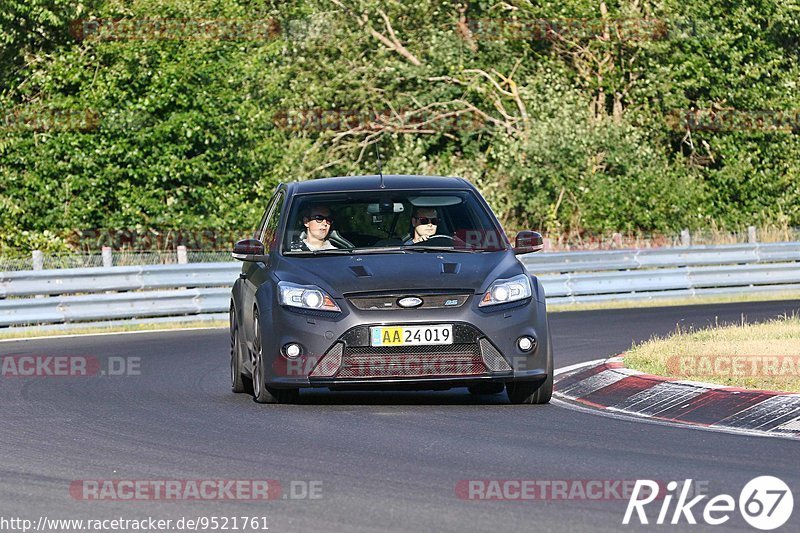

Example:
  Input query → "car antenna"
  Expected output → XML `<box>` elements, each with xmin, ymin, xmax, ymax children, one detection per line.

<box><xmin>374</xmin><ymin>141</ymin><xmax>385</xmax><ymax>188</ymax></box>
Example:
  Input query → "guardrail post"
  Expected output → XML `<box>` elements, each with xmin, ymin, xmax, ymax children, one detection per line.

<box><xmin>177</xmin><ymin>245</ymin><xmax>188</xmax><ymax>264</ymax></box>
<box><xmin>680</xmin><ymin>229</ymin><xmax>691</xmax><ymax>247</ymax></box>
<box><xmin>747</xmin><ymin>226</ymin><xmax>757</xmax><ymax>243</ymax></box>
<box><xmin>32</xmin><ymin>250</ymin><xmax>44</xmax><ymax>271</ymax></box>
<box><xmin>102</xmin><ymin>246</ymin><xmax>113</xmax><ymax>267</ymax></box>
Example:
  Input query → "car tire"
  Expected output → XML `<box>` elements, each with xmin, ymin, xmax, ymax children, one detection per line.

<box><xmin>467</xmin><ymin>383</ymin><xmax>505</xmax><ymax>395</ymax></box>
<box><xmin>507</xmin><ymin>371</ymin><xmax>552</xmax><ymax>404</ymax></box>
<box><xmin>251</xmin><ymin>311</ymin><xmax>300</xmax><ymax>404</ymax></box>
<box><xmin>231</xmin><ymin>330</ymin><xmax>251</xmax><ymax>394</ymax></box>
<box><xmin>230</xmin><ymin>307</ymin><xmax>252</xmax><ymax>394</ymax></box>
<box><xmin>506</xmin><ymin>336</ymin><xmax>553</xmax><ymax>405</ymax></box>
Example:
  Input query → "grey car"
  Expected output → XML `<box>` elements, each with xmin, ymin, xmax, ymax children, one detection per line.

<box><xmin>229</xmin><ymin>175</ymin><xmax>552</xmax><ymax>404</ymax></box>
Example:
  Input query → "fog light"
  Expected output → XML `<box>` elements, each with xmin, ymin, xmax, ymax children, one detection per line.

<box><xmin>283</xmin><ymin>343</ymin><xmax>302</xmax><ymax>358</ymax></box>
<box><xmin>517</xmin><ymin>336</ymin><xmax>535</xmax><ymax>352</ymax></box>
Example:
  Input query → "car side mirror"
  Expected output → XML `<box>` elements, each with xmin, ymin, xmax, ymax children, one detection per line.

<box><xmin>232</xmin><ymin>239</ymin><xmax>268</xmax><ymax>262</ymax></box>
<box><xmin>514</xmin><ymin>231</ymin><xmax>544</xmax><ymax>255</ymax></box>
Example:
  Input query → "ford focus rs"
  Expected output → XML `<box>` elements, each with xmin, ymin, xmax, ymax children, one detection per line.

<box><xmin>229</xmin><ymin>175</ymin><xmax>553</xmax><ymax>404</ymax></box>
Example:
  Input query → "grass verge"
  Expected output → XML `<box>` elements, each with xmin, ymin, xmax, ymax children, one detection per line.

<box><xmin>624</xmin><ymin>316</ymin><xmax>800</xmax><ymax>393</ymax></box>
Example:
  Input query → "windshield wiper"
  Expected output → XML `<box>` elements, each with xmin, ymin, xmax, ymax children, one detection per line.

<box><xmin>401</xmin><ymin>246</ymin><xmax>473</xmax><ymax>253</ymax></box>
<box><xmin>284</xmin><ymin>248</ymin><xmax>353</xmax><ymax>256</ymax></box>
<box><xmin>349</xmin><ymin>247</ymin><xmax>408</xmax><ymax>254</ymax></box>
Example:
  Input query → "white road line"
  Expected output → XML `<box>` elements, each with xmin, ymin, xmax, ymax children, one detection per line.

<box><xmin>0</xmin><ymin>326</ymin><xmax>227</xmax><ymax>343</ymax></box>
<box><xmin>557</xmin><ymin>369</ymin><xmax>627</xmax><ymax>398</ymax></box>
<box><xmin>554</xmin><ymin>359</ymin><xmax>607</xmax><ymax>376</ymax></box>
<box><xmin>774</xmin><ymin>416</ymin><xmax>800</xmax><ymax>432</ymax></box>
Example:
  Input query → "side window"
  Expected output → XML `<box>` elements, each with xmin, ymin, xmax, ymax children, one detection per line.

<box><xmin>259</xmin><ymin>191</ymin><xmax>285</xmax><ymax>250</ymax></box>
<box><xmin>254</xmin><ymin>196</ymin><xmax>275</xmax><ymax>239</ymax></box>
<box><xmin>255</xmin><ymin>186</ymin><xmax>284</xmax><ymax>239</ymax></box>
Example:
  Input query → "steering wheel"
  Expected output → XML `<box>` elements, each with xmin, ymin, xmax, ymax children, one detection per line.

<box><xmin>414</xmin><ymin>234</ymin><xmax>455</xmax><ymax>245</ymax></box>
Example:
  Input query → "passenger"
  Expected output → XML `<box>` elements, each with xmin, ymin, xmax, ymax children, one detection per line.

<box><xmin>406</xmin><ymin>207</ymin><xmax>439</xmax><ymax>244</ymax></box>
<box><xmin>301</xmin><ymin>205</ymin><xmax>337</xmax><ymax>251</ymax></box>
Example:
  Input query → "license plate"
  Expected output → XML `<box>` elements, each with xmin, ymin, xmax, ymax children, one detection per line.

<box><xmin>370</xmin><ymin>325</ymin><xmax>453</xmax><ymax>346</ymax></box>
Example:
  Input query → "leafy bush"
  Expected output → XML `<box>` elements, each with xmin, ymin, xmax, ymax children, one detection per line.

<box><xmin>1</xmin><ymin>0</ymin><xmax>798</xmax><ymax>251</ymax></box>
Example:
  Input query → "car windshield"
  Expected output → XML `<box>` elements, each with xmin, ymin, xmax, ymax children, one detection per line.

<box><xmin>282</xmin><ymin>190</ymin><xmax>508</xmax><ymax>255</ymax></box>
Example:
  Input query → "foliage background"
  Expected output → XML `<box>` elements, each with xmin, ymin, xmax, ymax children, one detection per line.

<box><xmin>1</xmin><ymin>0</ymin><xmax>798</xmax><ymax>253</ymax></box>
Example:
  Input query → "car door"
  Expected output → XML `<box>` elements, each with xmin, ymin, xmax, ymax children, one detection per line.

<box><xmin>241</xmin><ymin>188</ymin><xmax>286</xmax><ymax>357</ymax></box>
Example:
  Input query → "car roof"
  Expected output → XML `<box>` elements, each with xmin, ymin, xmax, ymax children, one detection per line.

<box><xmin>285</xmin><ymin>175</ymin><xmax>474</xmax><ymax>194</ymax></box>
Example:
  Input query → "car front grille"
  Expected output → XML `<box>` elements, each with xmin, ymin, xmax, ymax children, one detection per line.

<box><xmin>346</xmin><ymin>291</ymin><xmax>471</xmax><ymax>310</ymax></box>
<box><xmin>337</xmin><ymin>343</ymin><xmax>486</xmax><ymax>378</ymax></box>
<box><xmin>308</xmin><ymin>323</ymin><xmax>512</xmax><ymax>380</ymax></box>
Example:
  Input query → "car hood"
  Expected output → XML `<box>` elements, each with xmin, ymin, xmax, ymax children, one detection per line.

<box><xmin>275</xmin><ymin>251</ymin><xmax>526</xmax><ymax>297</ymax></box>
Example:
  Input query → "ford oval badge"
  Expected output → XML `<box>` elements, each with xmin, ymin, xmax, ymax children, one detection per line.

<box><xmin>398</xmin><ymin>297</ymin><xmax>423</xmax><ymax>308</ymax></box>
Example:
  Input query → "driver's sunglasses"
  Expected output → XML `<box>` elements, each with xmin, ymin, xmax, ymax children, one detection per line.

<box><xmin>415</xmin><ymin>216</ymin><xmax>438</xmax><ymax>225</ymax></box>
<box><xmin>309</xmin><ymin>214</ymin><xmax>333</xmax><ymax>224</ymax></box>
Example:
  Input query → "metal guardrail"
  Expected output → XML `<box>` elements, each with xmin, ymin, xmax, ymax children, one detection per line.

<box><xmin>0</xmin><ymin>263</ymin><xmax>239</xmax><ymax>298</ymax></box>
<box><xmin>523</xmin><ymin>242</ymin><xmax>800</xmax><ymax>304</ymax></box>
<box><xmin>0</xmin><ymin>288</ymin><xmax>230</xmax><ymax>327</ymax></box>
<box><xmin>520</xmin><ymin>241</ymin><xmax>800</xmax><ymax>273</ymax></box>
<box><xmin>1</xmin><ymin>242</ymin><xmax>798</xmax><ymax>327</ymax></box>
<box><xmin>537</xmin><ymin>264</ymin><xmax>800</xmax><ymax>304</ymax></box>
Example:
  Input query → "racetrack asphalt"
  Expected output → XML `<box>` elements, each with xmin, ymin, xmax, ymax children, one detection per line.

<box><xmin>1</xmin><ymin>300</ymin><xmax>799</xmax><ymax>532</ymax></box>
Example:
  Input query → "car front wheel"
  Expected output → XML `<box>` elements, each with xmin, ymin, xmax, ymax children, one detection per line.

<box><xmin>506</xmin><ymin>374</ymin><xmax>552</xmax><ymax>404</ymax></box>
<box><xmin>252</xmin><ymin>311</ymin><xmax>300</xmax><ymax>404</ymax></box>
<box><xmin>230</xmin><ymin>307</ymin><xmax>252</xmax><ymax>394</ymax></box>
<box><xmin>507</xmin><ymin>341</ymin><xmax>553</xmax><ymax>404</ymax></box>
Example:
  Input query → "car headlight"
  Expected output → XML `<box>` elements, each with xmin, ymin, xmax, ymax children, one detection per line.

<box><xmin>278</xmin><ymin>281</ymin><xmax>341</xmax><ymax>312</ymax></box>
<box><xmin>479</xmin><ymin>274</ymin><xmax>532</xmax><ymax>307</ymax></box>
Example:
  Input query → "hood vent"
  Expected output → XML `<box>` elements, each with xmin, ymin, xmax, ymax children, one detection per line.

<box><xmin>441</xmin><ymin>262</ymin><xmax>461</xmax><ymax>274</ymax></box>
<box><xmin>349</xmin><ymin>265</ymin><xmax>372</xmax><ymax>277</ymax></box>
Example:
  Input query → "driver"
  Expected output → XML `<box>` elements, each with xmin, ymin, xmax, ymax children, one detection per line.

<box><xmin>406</xmin><ymin>207</ymin><xmax>439</xmax><ymax>244</ymax></box>
<box><xmin>299</xmin><ymin>205</ymin><xmax>338</xmax><ymax>251</ymax></box>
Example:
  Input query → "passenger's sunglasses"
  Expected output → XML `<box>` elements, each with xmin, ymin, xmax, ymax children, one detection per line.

<box><xmin>308</xmin><ymin>214</ymin><xmax>333</xmax><ymax>223</ymax></box>
<box><xmin>414</xmin><ymin>217</ymin><xmax>438</xmax><ymax>225</ymax></box>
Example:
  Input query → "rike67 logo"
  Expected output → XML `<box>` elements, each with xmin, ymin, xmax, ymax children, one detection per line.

<box><xmin>623</xmin><ymin>477</ymin><xmax>794</xmax><ymax>530</ymax></box>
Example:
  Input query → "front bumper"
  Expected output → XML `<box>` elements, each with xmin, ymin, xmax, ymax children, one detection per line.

<box><xmin>259</xmin><ymin>292</ymin><xmax>550</xmax><ymax>390</ymax></box>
